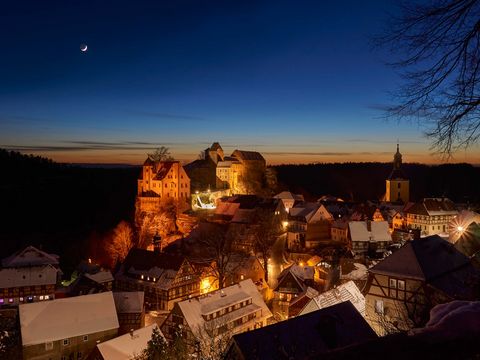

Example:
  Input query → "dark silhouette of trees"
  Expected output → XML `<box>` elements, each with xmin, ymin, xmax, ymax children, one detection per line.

<box><xmin>378</xmin><ymin>0</ymin><xmax>480</xmax><ymax>155</ymax></box>
<box><xmin>147</xmin><ymin>146</ymin><xmax>174</xmax><ymax>161</ymax></box>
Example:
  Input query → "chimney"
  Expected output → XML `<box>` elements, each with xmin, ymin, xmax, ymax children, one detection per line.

<box><xmin>366</xmin><ymin>220</ymin><xmax>372</xmax><ymax>232</ymax></box>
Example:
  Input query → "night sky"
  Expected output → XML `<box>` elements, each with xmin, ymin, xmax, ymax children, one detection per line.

<box><xmin>2</xmin><ymin>0</ymin><xmax>479</xmax><ymax>164</ymax></box>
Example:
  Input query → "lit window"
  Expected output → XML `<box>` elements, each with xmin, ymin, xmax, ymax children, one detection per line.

<box><xmin>240</xmin><ymin>275</ymin><xmax>244</xmax><ymax>280</ymax></box>
<box><xmin>19</xmin><ymin>297</ymin><xmax>24</xmax><ymax>302</ymax></box>
<box><xmin>39</xmin><ymin>296</ymin><xmax>44</xmax><ymax>300</ymax></box>
<box><xmin>44</xmin><ymin>295</ymin><xmax>49</xmax><ymax>300</ymax></box>
<box><xmin>63</xmin><ymin>339</ymin><xmax>70</xmax><ymax>346</ymax></box>
<box><xmin>375</xmin><ymin>300</ymin><xmax>384</xmax><ymax>315</ymax></box>
<box><xmin>389</xmin><ymin>278</ymin><xmax>397</xmax><ymax>289</ymax></box>
<box><xmin>8</xmin><ymin>298</ymin><xmax>13</xmax><ymax>303</ymax></box>
<box><xmin>0</xmin><ymin>299</ymin><xmax>4</xmax><ymax>304</ymax></box>
<box><xmin>141</xmin><ymin>275</ymin><xmax>144</xmax><ymax>280</ymax></box>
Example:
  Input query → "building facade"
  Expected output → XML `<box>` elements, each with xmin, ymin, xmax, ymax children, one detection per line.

<box><xmin>137</xmin><ymin>159</ymin><xmax>191</xmax><ymax>213</ymax></box>
<box><xmin>405</xmin><ymin>198</ymin><xmax>458</xmax><ymax>236</ymax></box>
<box><xmin>385</xmin><ymin>144</ymin><xmax>409</xmax><ymax>204</ymax></box>
<box><xmin>364</xmin><ymin>235</ymin><xmax>480</xmax><ymax>335</ymax></box>
<box><xmin>115</xmin><ymin>249</ymin><xmax>200</xmax><ymax>311</ymax></box>
<box><xmin>0</xmin><ymin>246</ymin><xmax>61</xmax><ymax>307</ymax></box>
<box><xmin>19</xmin><ymin>292</ymin><xmax>119</xmax><ymax>360</ymax></box>
<box><xmin>161</xmin><ymin>279</ymin><xmax>272</xmax><ymax>355</ymax></box>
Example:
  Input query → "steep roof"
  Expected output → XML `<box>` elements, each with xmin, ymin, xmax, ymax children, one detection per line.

<box><xmin>113</xmin><ymin>291</ymin><xmax>144</xmax><ymax>313</ymax></box>
<box><xmin>407</xmin><ymin>198</ymin><xmax>457</xmax><ymax>216</ymax></box>
<box><xmin>84</xmin><ymin>270</ymin><xmax>114</xmax><ymax>284</ymax></box>
<box><xmin>122</xmin><ymin>248</ymin><xmax>185</xmax><ymax>272</ymax></box>
<box><xmin>175</xmin><ymin>279</ymin><xmax>271</xmax><ymax>337</ymax></box>
<box><xmin>0</xmin><ymin>264</ymin><xmax>58</xmax><ymax>288</ymax></box>
<box><xmin>19</xmin><ymin>292</ymin><xmax>119</xmax><ymax>346</ymax></box>
<box><xmin>275</xmin><ymin>265</ymin><xmax>314</xmax><ymax>293</ymax></box>
<box><xmin>96</xmin><ymin>324</ymin><xmax>160</xmax><ymax>360</ymax></box>
<box><xmin>119</xmin><ymin>249</ymin><xmax>191</xmax><ymax>291</ymax></box>
<box><xmin>153</xmin><ymin>161</ymin><xmax>176</xmax><ymax>181</ymax></box>
<box><xmin>388</xmin><ymin>168</ymin><xmax>408</xmax><ymax>180</ymax></box>
<box><xmin>370</xmin><ymin>235</ymin><xmax>479</xmax><ymax>298</ymax></box>
<box><xmin>348</xmin><ymin>221</ymin><xmax>391</xmax><ymax>242</ymax></box>
<box><xmin>2</xmin><ymin>246</ymin><xmax>59</xmax><ymax>268</ymax></box>
<box><xmin>228</xmin><ymin>301</ymin><xmax>377</xmax><ymax>360</ymax></box>
<box><xmin>210</xmin><ymin>142</ymin><xmax>222</xmax><ymax>151</ymax></box>
<box><xmin>143</xmin><ymin>157</ymin><xmax>155</xmax><ymax>166</ymax></box>
<box><xmin>231</xmin><ymin>149</ymin><xmax>265</xmax><ymax>161</ymax></box>
<box><xmin>300</xmin><ymin>281</ymin><xmax>365</xmax><ymax>317</ymax></box>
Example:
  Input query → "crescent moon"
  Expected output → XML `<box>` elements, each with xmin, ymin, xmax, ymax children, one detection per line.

<box><xmin>80</xmin><ymin>44</ymin><xmax>88</xmax><ymax>52</ymax></box>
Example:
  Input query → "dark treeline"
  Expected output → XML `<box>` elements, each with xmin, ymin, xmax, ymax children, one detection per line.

<box><xmin>2</xmin><ymin>150</ymin><xmax>480</xmax><ymax>274</ymax></box>
<box><xmin>274</xmin><ymin>162</ymin><xmax>480</xmax><ymax>203</ymax></box>
<box><xmin>0</xmin><ymin>150</ymin><xmax>139</xmax><ymax>274</ymax></box>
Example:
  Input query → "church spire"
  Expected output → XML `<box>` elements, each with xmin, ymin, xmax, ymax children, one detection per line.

<box><xmin>393</xmin><ymin>142</ymin><xmax>402</xmax><ymax>170</ymax></box>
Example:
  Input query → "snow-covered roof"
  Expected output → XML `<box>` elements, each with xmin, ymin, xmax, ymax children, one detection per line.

<box><xmin>349</xmin><ymin>221</ymin><xmax>391</xmax><ymax>242</ymax></box>
<box><xmin>214</xmin><ymin>202</ymin><xmax>240</xmax><ymax>217</ymax></box>
<box><xmin>341</xmin><ymin>262</ymin><xmax>368</xmax><ymax>281</ymax></box>
<box><xmin>113</xmin><ymin>292</ymin><xmax>144</xmax><ymax>314</ymax></box>
<box><xmin>20</xmin><ymin>291</ymin><xmax>119</xmax><ymax>346</ymax></box>
<box><xmin>96</xmin><ymin>324</ymin><xmax>159</xmax><ymax>360</ymax></box>
<box><xmin>0</xmin><ymin>264</ymin><xmax>58</xmax><ymax>288</ymax></box>
<box><xmin>176</xmin><ymin>279</ymin><xmax>271</xmax><ymax>337</ymax></box>
<box><xmin>2</xmin><ymin>246</ymin><xmax>59</xmax><ymax>268</ymax></box>
<box><xmin>274</xmin><ymin>191</ymin><xmax>303</xmax><ymax>201</ymax></box>
<box><xmin>85</xmin><ymin>270</ymin><xmax>114</xmax><ymax>284</ymax></box>
<box><xmin>300</xmin><ymin>281</ymin><xmax>365</xmax><ymax>317</ymax></box>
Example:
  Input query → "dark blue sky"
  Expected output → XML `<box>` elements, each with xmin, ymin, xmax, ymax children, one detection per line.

<box><xmin>1</xmin><ymin>0</ymin><xmax>476</xmax><ymax>164</ymax></box>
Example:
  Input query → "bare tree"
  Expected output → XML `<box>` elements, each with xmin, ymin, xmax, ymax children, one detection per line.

<box><xmin>196</xmin><ymin>223</ymin><xmax>244</xmax><ymax>289</ymax></box>
<box><xmin>237</xmin><ymin>162</ymin><xmax>265</xmax><ymax>195</ymax></box>
<box><xmin>378</xmin><ymin>0</ymin><xmax>480</xmax><ymax>156</ymax></box>
<box><xmin>107</xmin><ymin>221</ymin><xmax>134</xmax><ymax>266</ymax></box>
<box><xmin>252</xmin><ymin>209</ymin><xmax>282</xmax><ymax>284</ymax></box>
<box><xmin>147</xmin><ymin>146</ymin><xmax>174</xmax><ymax>162</ymax></box>
<box><xmin>136</xmin><ymin>198</ymin><xmax>179</xmax><ymax>249</ymax></box>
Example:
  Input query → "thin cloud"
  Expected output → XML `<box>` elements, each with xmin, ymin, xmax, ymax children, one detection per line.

<box><xmin>263</xmin><ymin>151</ymin><xmax>393</xmax><ymax>156</ymax></box>
<box><xmin>347</xmin><ymin>139</ymin><xmax>424</xmax><ymax>144</ymax></box>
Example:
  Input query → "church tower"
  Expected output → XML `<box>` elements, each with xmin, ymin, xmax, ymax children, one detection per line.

<box><xmin>385</xmin><ymin>144</ymin><xmax>409</xmax><ymax>203</ymax></box>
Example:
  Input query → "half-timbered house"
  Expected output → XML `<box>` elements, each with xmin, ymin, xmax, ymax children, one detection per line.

<box><xmin>365</xmin><ymin>235</ymin><xmax>480</xmax><ymax>334</ymax></box>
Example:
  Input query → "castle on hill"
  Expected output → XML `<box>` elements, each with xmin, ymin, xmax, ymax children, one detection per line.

<box><xmin>185</xmin><ymin>142</ymin><xmax>266</xmax><ymax>194</ymax></box>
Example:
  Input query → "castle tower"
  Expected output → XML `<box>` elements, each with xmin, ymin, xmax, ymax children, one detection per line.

<box><xmin>385</xmin><ymin>144</ymin><xmax>409</xmax><ymax>203</ymax></box>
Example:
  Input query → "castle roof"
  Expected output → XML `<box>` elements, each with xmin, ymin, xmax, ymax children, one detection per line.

<box><xmin>143</xmin><ymin>157</ymin><xmax>154</xmax><ymax>166</ymax></box>
<box><xmin>153</xmin><ymin>161</ymin><xmax>177</xmax><ymax>181</ymax></box>
<box><xmin>209</xmin><ymin>142</ymin><xmax>222</xmax><ymax>151</ymax></box>
<box><xmin>232</xmin><ymin>149</ymin><xmax>265</xmax><ymax>161</ymax></box>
